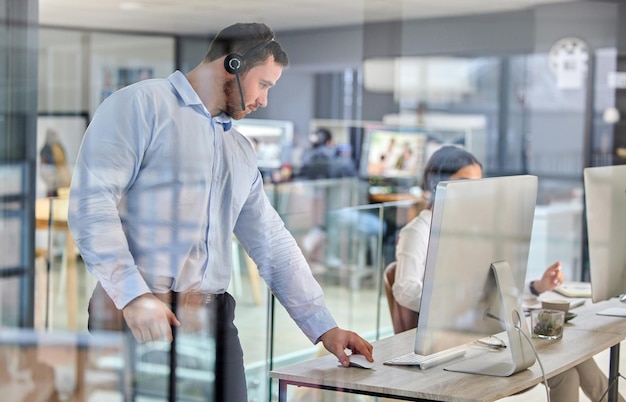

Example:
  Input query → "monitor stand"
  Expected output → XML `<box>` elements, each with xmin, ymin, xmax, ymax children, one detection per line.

<box><xmin>444</xmin><ymin>260</ymin><xmax>536</xmax><ymax>377</ymax></box>
<box><xmin>596</xmin><ymin>295</ymin><xmax>626</xmax><ymax>317</ymax></box>
<box><xmin>597</xmin><ymin>307</ymin><xmax>626</xmax><ymax>317</ymax></box>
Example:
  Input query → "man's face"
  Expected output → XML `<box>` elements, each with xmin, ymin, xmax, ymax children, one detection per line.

<box><xmin>223</xmin><ymin>56</ymin><xmax>283</xmax><ymax>120</ymax></box>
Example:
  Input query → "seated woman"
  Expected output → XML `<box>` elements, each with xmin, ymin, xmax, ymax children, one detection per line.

<box><xmin>392</xmin><ymin>145</ymin><xmax>623</xmax><ymax>402</ymax></box>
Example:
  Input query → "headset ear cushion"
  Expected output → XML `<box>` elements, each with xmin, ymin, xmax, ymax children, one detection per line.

<box><xmin>224</xmin><ymin>54</ymin><xmax>242</xmax><ymax>74</ymax></box>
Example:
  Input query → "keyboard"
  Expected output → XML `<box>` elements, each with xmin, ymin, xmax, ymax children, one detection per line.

<box><xmin>383</xmin><ymin>347</ymin><xmax>466</xmax><ymax>369</ymax></box>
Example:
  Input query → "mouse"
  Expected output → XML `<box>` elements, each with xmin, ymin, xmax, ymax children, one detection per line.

<box><xmin>347</xmin><ymin>354</ymin><xmax>374</xmax><ymax>369</ymax></box>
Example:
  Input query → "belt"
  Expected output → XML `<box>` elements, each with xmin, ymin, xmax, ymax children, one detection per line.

<box><xmin>154</xmin><ymin>291</ymin><xmax>222</xmax><ymax>308</ymax></box>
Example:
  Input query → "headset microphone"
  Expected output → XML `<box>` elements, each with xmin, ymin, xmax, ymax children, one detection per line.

<box><xmin>235</xmin><ymin>72</ymin><xmax>246</xmax><ymax>111</ymax></box>
<box><xmin>223</xmin><ymin>38</ymin><xmax>275</xmax><ymax>111</ymax></box>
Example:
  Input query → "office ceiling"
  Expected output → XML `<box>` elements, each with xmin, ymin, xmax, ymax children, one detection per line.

<box><xmin>39</xmin><ymin>0</ymin><xmax>580</xmax><ymax>36</ymax></box>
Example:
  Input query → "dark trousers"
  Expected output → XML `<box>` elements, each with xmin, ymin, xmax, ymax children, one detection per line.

<box><xmin>88</xmin><ymin>283</ymin><xmax>248</xmax><ymax>402</ymax></box>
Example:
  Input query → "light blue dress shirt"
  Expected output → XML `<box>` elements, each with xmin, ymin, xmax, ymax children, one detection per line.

<box><xmin>68</xmin><ymin>71</ymin><xmax>336</xmax><ymax>343</ymax></box>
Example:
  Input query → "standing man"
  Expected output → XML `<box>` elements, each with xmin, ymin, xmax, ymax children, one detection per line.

<box><xmin>68</xmin><ymin>22</ymin><xmax>373</xmax><ymax>401</ymax></box>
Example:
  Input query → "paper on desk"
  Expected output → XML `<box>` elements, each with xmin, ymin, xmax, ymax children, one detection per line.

<box><xmin>553</xmin><ymin>282</ymin><xmax>592</xmax><ymax>298</ymax></box>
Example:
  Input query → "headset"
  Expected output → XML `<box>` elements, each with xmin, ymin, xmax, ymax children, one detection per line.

<box><xmin>224</xmin><ymin>38</ymin><xmax>275</xmax><ymax>111</ymax></box>
<box><xmin>223</xmin><ymin>38</ymin><xmax>274</xmax><ymax>75</ymax></box>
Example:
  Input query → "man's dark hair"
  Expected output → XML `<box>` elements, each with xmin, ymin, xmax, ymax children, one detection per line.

<box><xmin>312</xmin><ymin>128</ymin><xmax>332</xmax><ymax>148</ymax></box>
<box><xmin>203</xmin><ymin>22</ymin><xmax>289</xmax><ymax>74</ymax></box>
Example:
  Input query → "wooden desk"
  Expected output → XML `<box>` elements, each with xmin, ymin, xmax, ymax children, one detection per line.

<box><xmin>369</xmin><ymin>192</ymin><xmax>428</xmax><ymax>225</ymax></box>
<box><xmin>368</xmin><ymin>193</ymin><xmax>424</xmax><ymax>204</ymax></box>
<box><xmin>35</xmin><ymin>197</ymin><xmax>78</xmax><ymax>331</ymax></box>
<box><xmin>562</xmin><ymin>298</ymin><xmax>626</xmax><ymax>334</ymax></box>
<box><xmin>271</xmin><ymin>299</ymin><xmax>626</xmax><ymax>402</ymax></box>
<box><xmin>559</xmin><ymin>297</ymin><xmax>626</xmax><ymax>402</ymax></box>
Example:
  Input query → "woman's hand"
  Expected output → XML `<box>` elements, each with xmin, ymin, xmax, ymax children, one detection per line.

<box><xmin>533</xmin><ymin>261</ymin><xmax>564</xmax><ymax>294</ymax></box>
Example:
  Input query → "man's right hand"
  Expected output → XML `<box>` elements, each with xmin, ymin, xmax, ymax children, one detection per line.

<box><xmin>122</xmin><ymin>294</ymin><xmax>181</xmax><ymax>343</ymax></box>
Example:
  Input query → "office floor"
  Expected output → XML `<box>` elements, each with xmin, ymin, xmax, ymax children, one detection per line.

<box><xmin>31</xmin><ymin>252</ymin><xmax>626</xmax><ymax>402</ymax></box>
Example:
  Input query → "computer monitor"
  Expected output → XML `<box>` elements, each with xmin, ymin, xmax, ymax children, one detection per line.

<box><xmin>584</xmin><ymin>165</ymin><xmax>626</xmax><ymax>316</ymax></box>
<box><xmin>359</xmin><ymin>127</ymin><xmax>427</xmax><ymax>186</ymax></box>
<box><xmin>232</xmin><ymin>118</ymin><xmax>294</xmax><ymax>170</ymax></box>
<box><xmin>415</xmin><ymin>175</ymin><xmax>538</xmax><ymax>376</ymax></box>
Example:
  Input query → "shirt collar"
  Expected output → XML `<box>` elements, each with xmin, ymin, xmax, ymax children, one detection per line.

<box><xmin>167</xmin><ymin>70</ymin><xmax>233</xmax><ymax>131</ymax></box>
<box><xmin>168</xmin><ymin>70</ymin><xmax>202</xmax><ymax>107</ymax></box>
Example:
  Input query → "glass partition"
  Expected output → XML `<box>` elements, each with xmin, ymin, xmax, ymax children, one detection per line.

<box><xmin>3</xmin><ymin>1</ymin><xmax>623</xmax><ymax>400</ymax></box>
<box><xmin>261</xmin><ymin>178</ymin><xmax>426</xmax><ymax>400</ymax></box>
<box><xmin>29</xmin><ymin>177</ymin><xmax>422</xmax><ymax>401</ymax></box>
<box><xmin>38</xmin><ymin>27</ymin><xmax>175</xmax><ymax>118</ymax></box>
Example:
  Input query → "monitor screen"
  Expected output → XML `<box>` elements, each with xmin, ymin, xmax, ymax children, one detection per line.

<box><xmin>414</xmin><ymin>175</ymin><xmax>538</xmax><ymax>375</ymax></box>
<box><xmin>359</xmin><ymin>127</ymin><xmax>427</xmax><ymax>185</ymax></box>
<box><xmin>584</xmin><ymin>165</ymin><xmax>626</xmax><ymax>305</ymax></box>
<box><xmin>232</xmin><ymin>118</ymin><xmax>294</xmax><ymax>170</ymax></box>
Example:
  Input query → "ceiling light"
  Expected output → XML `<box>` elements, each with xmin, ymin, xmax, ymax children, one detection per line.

<box><xmin>119</xmin><ymin>2</ymin><xmax>144</xmax><ymax>11</ymax></box>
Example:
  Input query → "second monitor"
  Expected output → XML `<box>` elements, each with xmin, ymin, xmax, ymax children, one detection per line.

<box><xmin>584</xmin><ymin>164</ymin><xmax>626</xmax><ymax>316</ymax></box>
<box><xmin>359</xmin><ymin>126</ymin><xmax>427</xmax><ymax>186</ymax></box>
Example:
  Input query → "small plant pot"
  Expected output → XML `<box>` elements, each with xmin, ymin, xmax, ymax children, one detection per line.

<box><xmin>531</xmin><ymin>309</ymin><xmax>565</xmax><ymax>340</ymax></box>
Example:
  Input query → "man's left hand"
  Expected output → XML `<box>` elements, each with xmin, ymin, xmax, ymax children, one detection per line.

<box><xmin>319</xmin><ymin>327</ymin><xmax>373</xmax><ymax>367</ymax></box>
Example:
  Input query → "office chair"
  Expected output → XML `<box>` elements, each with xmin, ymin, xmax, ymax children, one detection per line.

<box><xmin>383</xmin><ymin>261</ymin><xmax>419</xmax><ymax>334</ymax></box>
